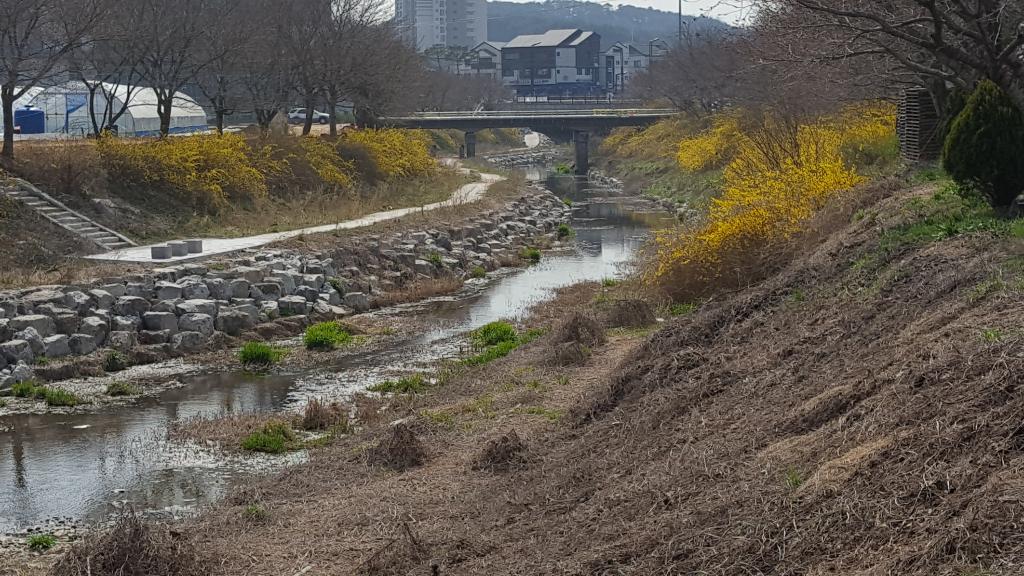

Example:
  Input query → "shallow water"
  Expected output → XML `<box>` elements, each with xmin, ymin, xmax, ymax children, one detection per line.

<box><xmin>0</xmin><ymin>170</ymin><xmax>674</xmax><ymax>533</ymax></box>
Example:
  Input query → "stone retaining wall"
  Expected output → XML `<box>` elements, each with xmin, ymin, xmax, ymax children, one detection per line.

<box><xmin>0</xmin><ymin>188</ymin><xmax>570</xmax><ymax>389</ymax></box>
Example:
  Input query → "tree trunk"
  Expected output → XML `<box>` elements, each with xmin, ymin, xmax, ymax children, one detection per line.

<box><xmin>2</xmin><ymin>86</ymin><xmax>16</xmax><ymax>159</ymax></box>
<box><xmin>216</xmin><ymin>108</ymin><xmax>225</xmax><ymax>135</ymax></box>
<box><xmin>87</xmin><ymin>85</ymin><xmax>102</xmax><ymax>137</ymax></box>
<box><xmin>327</xmin><ymin>89</ymin><xmax>338</xmax><ymax>137</ymax></box>
<box><xmin>157</xmin><ymin>94</ymin><xmax>172</xmax><ymax>137</ymax></box>
<box><xmin>302</xmin><ymin>93</ymin><xmax>315</xmax><ymax>136</ymax></box>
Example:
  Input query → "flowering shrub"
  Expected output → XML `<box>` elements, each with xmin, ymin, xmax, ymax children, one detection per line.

<box><xmin>650</xmin><ymin>103</ymin><xmax>897</xmax><ymax>296</ymax></box>
<box><xmin>339</xmin><ymin>128</ymin><xmax>434</xmax><ymax>179</ymax></box>
<box><xmin>600</xmin><ymin>116</ymin><xmax>700</xmax><ymax>160</ymax></box>
<box><xmin>300</xmin><ymin>137</ymin><xmax>355</xmax><ymax>190</ymax></box>
<box><xmin>676</xmin><ymin>114</ymin><xmax>742</xmax><ymax>172</ymax></box>
<box><xmin>98</xmin><ymin>133</ymin><xmax>274</xmax><ymax>213</ymax></box>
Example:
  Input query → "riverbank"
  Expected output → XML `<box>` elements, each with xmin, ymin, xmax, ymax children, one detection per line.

<box><xmin>0</xmin><ymin>173</ymin><xmax>571</xmax><ymax>415</ymax></box>
<box><xmin>12</xmin><ymin>166</ymin><xmax>1024</xmax><ymax>574</ymax></box>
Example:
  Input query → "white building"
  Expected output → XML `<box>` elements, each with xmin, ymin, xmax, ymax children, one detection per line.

<box><xmin>1</xmin><ymin>81</ymin><xmax>208</xmax><ymax>136</ymax></box>
<box><xmin>395</xmin><ymin>0</ymin><xmax>486</xmax><ymax>51</ymax></box>
<box><xmin>467</xmin><ymin>41</ymin><xmax>505</xmax><ymax>77</ymax></box>
<box><xmin>602</xmin><ymin>42</ymin><xmax>654</xmax><ymax>93</ymax></box>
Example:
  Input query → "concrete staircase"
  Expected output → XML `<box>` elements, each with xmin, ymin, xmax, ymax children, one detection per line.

<box><xmin>1</xmin><ymin>178</ymin><xmax>135</xmax><ymax>251</ymax></box>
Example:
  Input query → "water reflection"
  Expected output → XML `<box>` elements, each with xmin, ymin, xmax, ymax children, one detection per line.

<box><xmin>0</xmin><ymin>168</ymin><xmax>674</xmax><ymax>532</ymax></box>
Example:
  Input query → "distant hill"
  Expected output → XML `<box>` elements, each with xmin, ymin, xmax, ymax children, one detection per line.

<box><xmin>486</xmin><ymin>0</ymin><xmax>730</xmax><ymax>49</ymax></box>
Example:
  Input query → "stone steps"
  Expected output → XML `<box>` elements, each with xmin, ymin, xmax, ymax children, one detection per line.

<box><xmin>1</xmin><ymin>179</ymin><xmax>136</xmax><ymax>252</ymax></box>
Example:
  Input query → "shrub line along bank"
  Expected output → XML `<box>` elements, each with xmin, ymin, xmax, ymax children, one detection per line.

<box><xmin>0</xmin><ymin>187</ymin><xmax>570</xmax><ymax>391</ymax></box>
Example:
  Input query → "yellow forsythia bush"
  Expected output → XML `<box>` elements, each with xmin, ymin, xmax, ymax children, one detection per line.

<box><xmin>339</xmin><ymin>128</ymin><xmax>434</xmax><ymax>179</ymax></box>
<box><xmin>676</xmin><ymin>114</ymin><xmax>743</xmax><ymax>172</ymax></box>
<box><xmin>651</xmin><ymin>103</ymin><xmax>896</xmax><ymax>293</ymax></box>
<box><xmin>98</xmin><ymin>133</ymin><xmax>274</xmax><ymax>213</ymax></box>
<box><xmin>600</xmin><ymin>116</ymin><xmax>701</xmax><ymax>159</ymax></box>
<box><xmin>300</xmin><ymin>137</ymin><xmax>356</xmax><ymax>190</ymax></box>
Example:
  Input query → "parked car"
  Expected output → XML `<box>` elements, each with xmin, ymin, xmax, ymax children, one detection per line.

<box><xmin>287</xmin><ymin>108</ymin><xmax>330</xmax><ymax>124</ymax></box>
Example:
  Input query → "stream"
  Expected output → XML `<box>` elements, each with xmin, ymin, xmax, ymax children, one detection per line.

<box><xmin>0</xmin><ymin>168</ymin><xmax>675</xmax><ymax>534</ymax></box>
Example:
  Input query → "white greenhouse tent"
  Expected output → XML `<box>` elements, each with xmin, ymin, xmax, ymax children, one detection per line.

<box><xmin>2</xmin><ymin>81</ymin><xmax>209</xmax><ymax>137</ymax></box>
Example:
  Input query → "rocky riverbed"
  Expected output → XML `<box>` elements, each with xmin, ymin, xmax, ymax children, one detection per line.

<box><xmin>0</xmin><ymin>186</ymin><xmax>571</xmax><ymax>401</ymax></box>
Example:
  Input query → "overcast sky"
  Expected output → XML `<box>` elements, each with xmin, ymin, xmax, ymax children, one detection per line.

<box><xmin>497</xmin><ymin>0</ymin><xmax>756</xmax><ymax>25</ymax></box>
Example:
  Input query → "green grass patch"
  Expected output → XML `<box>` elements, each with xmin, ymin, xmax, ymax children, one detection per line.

<box><xmin>601</xmin><ymin>277</ymin><xmax>620</xmax><ymax>287</ymax></box>
<box><xmin>461</xmin><ymin>328</ymin><xmax>543</xmax><ymax>367</ymax></box>
<box><xmin>472</xmin><ymin>321</ymin><xmax>518</xmax><ymax>347</ymax></box>
<box><xmin>26</xmin><ymin>534</ymin><xmax>56</xmax><ymax>552</ymax></box>
<box><xmin>981</xmin><ymin>328</ymin><xmax>1004</xmax><ymax>343</ymax></box>
<box><xmin>243</xmin><ymin>504</ymin><xmax>268</xmax><ymax>522</ymax></box>
<box><xmin>669</xmin><ymin>302</ymin><xmax>698</xmax><ymax>316</ymax></box>
<box><xmin>367</xmin><ymin>373</ymin><xmax>430</xmax><ymax>394</ymax></box>
<box><xmin>303</xmin><ymin>322</ymin><xmax>352</xmax><ymax>350</ymax></box>
<box><xmin>11</xmin><ymin>381</ymin><xmax>80</xmax><ymax>406</ymax></box>
<box><xmin>882</xmin><ymin>186</ymin><xmax>1024</xmax><ymax>252</ymax></box>
<box><xmin>103</xmin><ymin>350</ymin><xmax>128</xmax><ymax>373</ymax></box>
<box><xmin>43</xmin><ymin>388</ymin><xmax>80</xmax><ymax>407</ymax></box>
<box><xmin>469</xmin><ymin>266</ymin><xmax>487</xmax><ymax>279</ymax></box>
<box><xmin>784</xmin><ymin>468</ymin><xmax>804</xmax><ymax>491</ymax></box>
<box><xmin>517</xmin><ymin>406</ymin><xmax>564</xmax><ymax>422</ymax></box>
<box><xmin>420</xmin><ymin>409</ymin><xmax>455</xmax><ymax>427</ymax></box>
<box><xmin>556</xmin><ymin>223</ymin><xmax>574</xmax><ymax>239</ymax></box>
<box><xmin>105</xmin><ymin>381</ymin><xmax>140</xmax><ymax>397</ymax></box>
<box><xmin>239</xmin><ymin>341</ymin><xmax>286</xmax><ymax>367</ymax></box>
<box><xmin>427</xmin><ymin>252</ymin><xmax>443</xmax><ymax>266</ymax></box>
<box><xmin>562</xmin><ymin>197</ymin><xmax>573</xmax><ymax>207</ymax></box>
<box><xmin>241</xmin><ymin>420</ymin><xmax>299</xmax><ymax>454</ymax></box>
<box><xmin>520</xmin><ymin>247</ymin><xmax>541</xmax><ymax>263</ymax></box>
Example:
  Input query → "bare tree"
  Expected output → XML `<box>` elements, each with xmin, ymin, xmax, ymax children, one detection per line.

<box><xmin>753</xmin><ymin>0</ymin><xmax>1024</xmax><ymax>112</ymax></box>
<box><xmin>194</xmin><ymin>0</ymin><xmax>257</xmax><ymax>134</ymax></box>
<box><xmin>0</xmin><ymin>0</ymin><xmax>106</xmax><ymax>158</ymax></box>
<box><xmin>67</xmin><ymin>19</ymin><xmax>145</xmax><ymax>136</ymax></box>
<box><xmin>126</xmin><ymin>0</ymin><xmax>241</xmax><ymax>136</ymax></box>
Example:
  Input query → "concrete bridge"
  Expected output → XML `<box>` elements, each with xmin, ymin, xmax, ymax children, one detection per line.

<box><xmin>382</xmin><ymin>109</ymin><xmax>675</xmax><ymax>174</ymax></box>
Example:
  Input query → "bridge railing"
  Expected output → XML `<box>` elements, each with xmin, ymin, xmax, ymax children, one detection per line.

<box><xmin>398</xmin><ymin>109</ymin><xmax>677</xmax><ymax>119</ymax></box>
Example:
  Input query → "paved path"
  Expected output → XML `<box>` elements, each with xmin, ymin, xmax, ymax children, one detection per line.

<box><xmin>85</xmin><ymin>165</ymin><xmax>503</xmax><ymax>264</ymax></box>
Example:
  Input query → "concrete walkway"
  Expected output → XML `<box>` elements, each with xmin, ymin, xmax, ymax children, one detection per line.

<box><xmin>85</xmin><ymin>166</ymin><xmax>504</xmax><ymax>264</ymax></box>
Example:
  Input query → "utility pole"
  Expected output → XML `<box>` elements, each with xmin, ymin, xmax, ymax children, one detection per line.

<box><xmin>678</xmin><ymin>0</ymin><xmax>682</xmax><ymax>47</ymax></box>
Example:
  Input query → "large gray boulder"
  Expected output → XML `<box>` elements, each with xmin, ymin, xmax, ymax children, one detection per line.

<box><xmin>139</xmin><ymin>330</ymin><xmax>172</xmax><ymax>345</ymax></box>
<box><xmin>215</xmin><ymin>309</ymin><xmax>254</xmax><ymax>336</ymax></box>
<box><xmin>259</xmin><ymin>301</ymin><xmax>280</xmax><ymax>320</ymax></box>
<box><xmin>180</xmin><ymin>279</ymin><xmax>211</xmax><ymax>300</ymax></box>
<box><xmin>176</xmin><ymin>299</ymin><xmax>218</xmax><ymax>317</ymax></box>
<box><xmin>231</xmin><ymin>266</ymin><xmax>264</xmax><ymax>284</ymax></box>
<box><xmin>254</xmin><ymin>283</ymin><xmax>282</xmax><ymax>300</ymax></box>
<box><xmin>79</xmin><ymin>316</ymin><xmax>110</xmax><ymax>346</ymax></box>
<box><xmin>107</xmin><ymin>331</ymin><xmax>138</xmax><ymax>352</ymax></box>
<box><xmin>155</xmin><ymin>281</ymin><xmax>183</xmax><ymax>301</ymax></box>
<box><xmin>112</xmin><ymin>315</ymin><xmax>142</xmax><ymax>332</ymax></box>
<box><xmin>171</xmin><ymin>331</ymin><xmax>207</xmax><ymax>353</ymax></box>
<box><xmin>205</xmin><ymin>278</ymin><xmax>228</xmax><ymax>300</ymax></box>
<box><xmin>23</xmin><ymin>289</ymin><xmax>64</xmax><ymax>307</ymax></box>
<box><xmin>14</xmin><ymin>327</ymin><xmax>44</xmax><ymax>357</ymax></box>
<box><xmin>227</xmin><ymin>279</ymin><xmax>251</xmax><ymax>299</ymax></box>
<box><xmin>295</xmin><ymin>285</ymin><xmax>320</xmax><ymax>302</ymax></box>
<box><xmin>113</xmin><ymin>296</ymin><xmax>150</xmax><ymax>317</ymax></box>
<box><xmin>64</xmin><ymin>291</ymin><xmax>93</xmax><ymax>313</ymax></box>
<box><xmin>88</xmin><ymin>289</ymin><xmax>115</xmax><ymax>310</ymax></box>
<box><xmin>277</xmin><ymin>296</ymin><xmax>307</xmax><ymax>316</ymax></box>
<box><xmin>0</xmin><ymin>318</ymin><xmax>10</xmax><ymax>342</ymax></box>
<box><xmin>68</xmin><ymin>334</ymin><xmax>98</xmax><ymax>355</ymax></box>
<box><xmin>178</xmin><ymin>313</ymin><xmax>214</xmax><ymax>336</ymax></box>
<box><xmin>9</xmin><ymin>315</ymin><xmax>56</xmax><ymax>337</ymax></box>
<box><xmin>43</xmin><ymin>335</ymin><xmax>70</xmax><ymax>358</ymax></box>
<box><xmin>143</xmin><ymin>312</ymin><xmax>178</xmax><ymax>333</ymax></box>
<box><xmin>0</xmin><ymin>340</ymin><xmax>33</xmax><ymax>364</ymax></box>
<box><xmin>343</xmin><ymin>292</ymin><xmax>370</xmax><ymax>313</ymax></box>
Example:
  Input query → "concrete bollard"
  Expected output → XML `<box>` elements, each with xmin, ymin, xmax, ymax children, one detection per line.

<box><xmin>185</xmin><ymin>239</ymin><xmax>204</xmax><ymax>254</ymax></box>
<box><xmin>151</xmin><ymin>245</ymin><xmax>172</xmax><ymax>259</ymax></box>
<box><xmin>168</xmin><ymin>242</ymin><xmax>189</xmax><ymax>257</ymax></box>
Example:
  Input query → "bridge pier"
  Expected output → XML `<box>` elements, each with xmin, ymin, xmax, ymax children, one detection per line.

<box><xmin>464</xmin><ymin>131</ymin><xmax>477</xmax><ymax>158</ymax></box>
<box><xmin>573</xmin><ymin>131</ymin><xmax>589</xmax><ymax>176</ymax></box>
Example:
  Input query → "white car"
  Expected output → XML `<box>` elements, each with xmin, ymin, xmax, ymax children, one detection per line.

<box><xmin>287</xmin><ymin>108</ymin><xmax>330</xmax><ymax>124</ymax></box>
